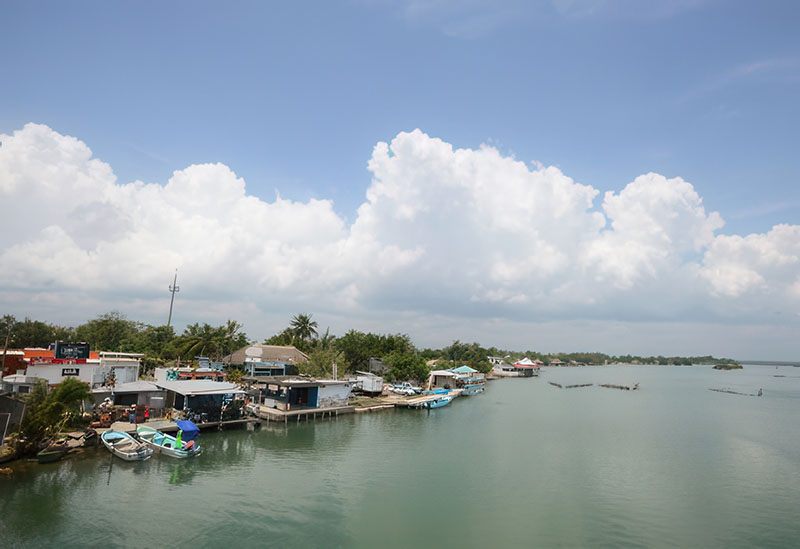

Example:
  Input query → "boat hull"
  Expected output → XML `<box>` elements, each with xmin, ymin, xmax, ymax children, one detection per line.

<box><xmin>37</xmin><ymin>447</ymin><xmax>68</xmax><ymax>464</ymax></box>
<box><xmin>136</xmin><ymin>426</ymin><xmax>201</xmax><ymax>459</ymax></box>
<box><xmin>461</xmin><ymin>384</ymin><xmax>485</xmax><ymax>395</ymax></box>
<box><xmin>101</xmin><ymin>430</ymin><xmax>153</xmax><ymax>461</ymax></box>
<box><xmin>426</xmin><ymin>395</ymin><xmax>453</xmax><ymax>409</ymax></box>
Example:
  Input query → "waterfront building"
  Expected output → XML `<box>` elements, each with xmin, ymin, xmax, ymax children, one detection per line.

<box><xmin>91</xmin><ymin>381</ymin><xmax>167</xmax><ymax>408</ymax></box>
<box><xmin>157</xmin><ymin>380</ymin><xmax>245</xmax><ymax>418</ymax></box>
<box><xmin>428</xmin><ymin>369</ymin><xmax>458</xmax><ymax>389</ymax></box>
<box><xmin>224</xmin><ymin>344</ymin><xmax>309</xmax><ymax>377</ymax></box>
<box><xmin>249</xmin><ymin>377</ymin><xmax>354</xmax><ymax>411</ymax></box>
<box><xmin>225</xmin><ymin>344</ymin><xmax>308</xmax><ymax>366</ymax></box>
<box><xmin>511</xmin><ymin>357</ymin><xmax>540</xmax><ymax>377</ymax></box>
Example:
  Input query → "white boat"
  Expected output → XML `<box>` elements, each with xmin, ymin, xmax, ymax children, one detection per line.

<box><xmin>101</xmin><ymin>430</ymin><xmax>153</xmax><ymax>461</ymax></box>
<box><xmin>136</xmin><ymin>425</ymin><xmax>201</xmax><ymax>458</ymax></box>
<box><xmin>425</xmin><ymin>395</ymin><xmax>454</xmax><ymax>409</ymax></box>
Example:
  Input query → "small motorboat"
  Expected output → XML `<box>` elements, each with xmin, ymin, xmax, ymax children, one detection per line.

<box><xmin>461</xmin><ymin>383</ymin><xmax>485</xmax><ymax>396</ymax></box>
<box><xmin>36</xmin><ymin>441</ymin><xmax>71</xmax><ymax>464</ymax></box>
<box><xmin>426</xmin><ymin>395</ymin><xmax>454</xmax><ymax>409</ymax></box>
<box><xmin>101</xmin><ymin>430</ymin><xmax>153</xmax><ymax>461</ymax></box>
<box><xmin>136</xmin><ymin>425</ymin><xmax>201</xmax><ymax>458</ymax></box>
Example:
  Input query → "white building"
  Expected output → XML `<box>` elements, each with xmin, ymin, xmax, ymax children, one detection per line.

<box><xmin>25</xmin><ymin>352</ymin><xmax>142</xmax><ymax>388</ymax></box>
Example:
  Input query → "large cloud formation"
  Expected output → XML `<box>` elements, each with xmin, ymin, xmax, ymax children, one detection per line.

<box><xmin>0</xmin><ymin>123</ymin><xmax>798</xmax><ymax>346</ymax></box>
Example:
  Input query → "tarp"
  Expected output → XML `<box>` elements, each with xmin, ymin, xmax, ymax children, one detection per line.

<box><xmin>452</xmin><ymin>365</ymin><xmax>478</xmax><ymax>374</ymax></box>
<box><xmin>175</xmin><ymin>419</ymin><xmax>200</xmax><ymax>442</ymax></box>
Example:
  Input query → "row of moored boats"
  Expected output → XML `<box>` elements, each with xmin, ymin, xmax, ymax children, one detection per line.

<box><xmin>101</xmin><ymin>420</ymin><xmax>202</xmax><ymax>461</ymax></box>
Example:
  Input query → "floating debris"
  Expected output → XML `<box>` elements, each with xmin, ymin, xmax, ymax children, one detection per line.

<box><xmin>599</xmin><ymin>383</ymin><xmax>639</xmax><ymax>391</ymax></box>
<box><xmin>709</xmin><ymin>388</ymin><xmax>763</xmax><ymax>397</ymax></box>
<box><xmin>548</xmin><ymin>382</ymin><xmax>563</xmax><ymax>388</ymax></box>
<box><xmin>565</xmin><ymin>383</ymin><xmax>593</xmax><ymax>389</ymax></box>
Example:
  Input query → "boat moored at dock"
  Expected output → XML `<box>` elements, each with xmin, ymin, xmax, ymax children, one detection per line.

<box><xmin>425</xmin><ymin>394</ymin><xmax>454</xmax><ymax>408</ymax></box>
<box><xmin>136</xmin><ymin>423</ymin><xmax>202</xmax><ymax>458</ymax></box>
<box><xmin>101</xmin><ymin>430</ymin><xmax>153</xmax><ymax>461</ymax></box>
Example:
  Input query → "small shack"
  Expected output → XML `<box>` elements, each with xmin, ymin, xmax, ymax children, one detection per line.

<box><xmin>157</xmin><ymin>380</ymin><xmax>245</xmax><ymax>418</ymax></box>
<box><xmin>353</xmin><ymin>371</ymin><xmax>383</xmax><ymax>394</ymax></box>
<box><xmin>511</xmin><ymin>358</ymin><xmax>540</xmax><ymax>377</ymax></box>
<box><xmin>92</xmin><ymin>381</ymin><xmax>167</xmax><ymax>408</ymax></box>
<box><xmin>251</xmin><ymin>377</ymin><xmax>354</xmax><ymax>411</ymax></box>
<box><xmin>428</xmin><ymin>370</ymin><xmax>458</xmax><ymax>390</ymax></box>
<box><xmin>1</xmin><ymin>374</ymin><xmax>43</xmax><ymax>394</ymax></box>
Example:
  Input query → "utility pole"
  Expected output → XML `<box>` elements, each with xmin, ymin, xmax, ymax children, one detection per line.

<box><xmin>1</xmin><ymin>318</ymin><xmax>11</xmax><ymax>381</ymax></box>
<box><xmin>167</xmin><ymin>270</ymin><xmax>180</xmax><ymax>328</ymax></box>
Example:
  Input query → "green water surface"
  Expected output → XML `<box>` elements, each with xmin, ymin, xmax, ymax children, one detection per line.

<box><xmin>2</xmin><ymin>365</ymin><xmax>799</xmax><ymax>548</ymax></box>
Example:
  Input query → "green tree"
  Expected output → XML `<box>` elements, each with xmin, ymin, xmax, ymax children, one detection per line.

<box><xmin>173</xmin><ymin>323</ymin><xmax>224</xmax><ymax>360</ymax></box>
<box><xmin>301</xmin><ymin>349</ymin><xmax>344</xmax><ymax>378</ymax></box>
<box><xmin>263</xmin><ymin>328</ymin><xmax>295</xmax><ymax>347</ymax></box>
<box><xmin>135</xmin><ymin>324</ymin><xmax>176</xmax><ymax>357</ymax></box>
<box><xmin>75</xmin><ymin>311</ymin><xmax>141</xmax><ymax>351</ymax></box>
<box><xmin>385</xmin><ymin>350</ymin><xmax>430</xmax><ymax>382</ymax></box>
<box><xmin>334</xmin><ymin>331</ymin><xmax>416</xmax><ymax>373</ymax></box>
<box><xmin>290</xmin><ymin>313</ymin><xmax>318</xmax><ymax>343</ymax></box>
<box><xmin>226</xmin><ymin>367</ymin><xmax>244</xmax><ymax>383</ymax></box>
<box><xmin>15</xmin><ymin>378</ymin><xmax>90</xmax><ymax>455</ymax></box>
<box><xmin>220</xmin><ymin>320</ymin><xmax>249</xmax><ymax>361</ymax></box>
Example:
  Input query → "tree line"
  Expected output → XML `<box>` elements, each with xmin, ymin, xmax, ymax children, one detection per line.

<box><xmin>1</xmin><ymin>312</ymin><xmax>738</xmax><ymax>384</ymax></box>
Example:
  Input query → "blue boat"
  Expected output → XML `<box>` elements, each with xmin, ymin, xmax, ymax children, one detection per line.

<box><xmin>461</xmin><ymin>383</ymin><xmax>485</xmax><ymax>396</ymax></box>
<box><xmin>425</xmin><ymin>395</ymin><xmax>453</xmax><ymax>409</ymax></box>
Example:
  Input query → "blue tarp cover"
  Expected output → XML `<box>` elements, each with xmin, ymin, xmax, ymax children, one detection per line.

<box><xmin>175</xmin><ymin>419</ymin><xmax>200</xmax><ymax>441</ymax></box>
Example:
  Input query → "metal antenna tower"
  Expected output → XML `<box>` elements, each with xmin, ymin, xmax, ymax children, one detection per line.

<box><xmin>167</xmin><ymin>270</ymin><xmax>180</xmax><ymax>328</ymax></box>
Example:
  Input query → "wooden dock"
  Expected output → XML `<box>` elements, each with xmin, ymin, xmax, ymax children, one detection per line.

<box><xmin>255</xmin><ymin>404</ymin><xmax>355</xmax><ymax>424</ymax></box>
<box><xmin>108</xmin><ymin>417</ymin><xmax>259</xmax><ymax>434</ymax></box>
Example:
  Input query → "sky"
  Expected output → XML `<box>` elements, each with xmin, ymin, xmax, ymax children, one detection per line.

<box><xmin>1</xmin><ymin>0</ymin><xmax>799</xmax><ymax>360</ymax></box>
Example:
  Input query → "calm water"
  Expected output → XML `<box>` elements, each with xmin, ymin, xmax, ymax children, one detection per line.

<box><xmin>2</xmin><ymin>365</ymin><xmax>800</xmax><ymax>548</ymax></box>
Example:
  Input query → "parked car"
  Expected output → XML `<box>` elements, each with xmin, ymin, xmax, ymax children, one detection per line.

<box><xmin>391</xmin><ymin>382</ymin><xmax>422</xmax><ymax>395</ymax></box>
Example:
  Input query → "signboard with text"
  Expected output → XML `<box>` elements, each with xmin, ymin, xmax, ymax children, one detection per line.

<box><xmin>61</xmin><ymin>368</ymin><xmax>80</xmax><ymax>376</ymax></box>
<box><xmin>54</xmin><ymin>342</ymin><xmax>90</xmax><ymax>360</ymax></box>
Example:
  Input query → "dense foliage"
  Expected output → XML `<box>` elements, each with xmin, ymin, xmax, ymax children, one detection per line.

<box><xmin>14</xmin><ymin>377</ymin><xmax>90</xmax><ymax>455</ymax></box>
<box><xmin>3</xmin><ymin>311</ymin><xmax>739</xmax><ymax>379</ymax></box>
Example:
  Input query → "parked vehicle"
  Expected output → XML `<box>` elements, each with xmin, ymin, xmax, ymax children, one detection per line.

<box><xmin>392</xmin><ymin>382</ymin><xmax>422</xmax><ymax>395</ymax></box>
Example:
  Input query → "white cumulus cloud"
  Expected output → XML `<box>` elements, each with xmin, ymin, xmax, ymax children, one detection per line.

<box><xmin>0</xmin><ymin>123</ymin><xmax>798</xmax><ymax>344</ymax></box>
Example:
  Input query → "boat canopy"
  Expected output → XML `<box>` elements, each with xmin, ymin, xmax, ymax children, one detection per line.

<box><xmin>452</xmin><ymin>365</ymin><xmax>478</xmax><ymax>374</ymax></box>
<box><xmin>175</xmin><ymin>419</ymin><xmax>200</xmax><ymax>441</ymax></box>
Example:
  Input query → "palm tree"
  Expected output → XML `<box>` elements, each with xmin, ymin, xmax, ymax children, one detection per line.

<box><xmin>177</xmin><ymin>323</ymin><xmax>223</xmax><ymax>360</ymax></box>
<box><xmin>290</xmin><ymin>313</ymin><xmax>318</xmax><ymax>343</ymax></box>
<box><xmin>221</xmin><ymin>320</ymin><xmax>246</xmax><ymax>362</ymax></box>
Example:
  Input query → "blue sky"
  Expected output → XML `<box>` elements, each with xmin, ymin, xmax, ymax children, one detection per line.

<box><xmin>3</xmin><ymin>1</ymin><xmax>798</xmax><ymax>231</ymax></box>
<box><xmin>1</xmin><ymin>1</ymin><xmax>799</xmax><ymax>358</ymax></box>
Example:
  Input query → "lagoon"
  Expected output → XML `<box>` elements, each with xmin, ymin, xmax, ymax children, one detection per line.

<box><xmin>2</xmin><ymin>365</ymin><xmax>800</xmax><ymax>547</ymax></box>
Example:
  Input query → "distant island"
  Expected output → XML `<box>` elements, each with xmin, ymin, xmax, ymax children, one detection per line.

<box><xmin>713</xmin><ymin>364</ymin><xmax>744</xmax><ymax>370</ymax></box>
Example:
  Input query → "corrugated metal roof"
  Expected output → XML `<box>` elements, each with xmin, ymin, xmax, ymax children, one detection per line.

<box><xmin>156</xmin><ymin>380</ymin><xmax>244</xmax><ymax>396</ymax></box>
<box><xmin>92</xmin><ymin>381</ymin><xmax>161</xmax><ymax>393</ymax></box>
